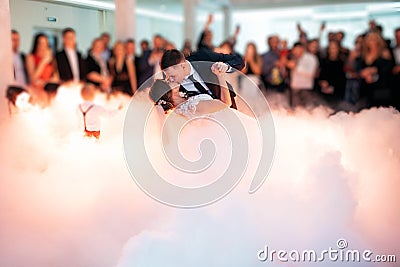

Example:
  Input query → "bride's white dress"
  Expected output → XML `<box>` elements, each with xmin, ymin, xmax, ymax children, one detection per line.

<box><xmin>174</xmin><ymin>94</ymin><xmax>213</xmax><ymax>117</ymax></box>
<box><xmin>124</xmin><ymin>92</ymin><xmax>269</xmax><ymax>207</ymax></box>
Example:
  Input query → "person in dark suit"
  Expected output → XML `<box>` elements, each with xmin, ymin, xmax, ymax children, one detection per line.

<box><xmin>392</xmin><ymin>27</ymin><xmax>400</xmax><ymax>110</ymax></box>
<box><xmin>56</xmin><ymin>28</ymin><xmax>85</xmax><ymax>83</ymax></box>
<box><xmin>124</xmin><ymin>38</ymin><xmax>138</xmax><ymax>94</ymax></box>
<box><xmin>136</xmin><ymin>41</ymin><xmax>154</xmax><ymax>88</ymax></box>
<box><xmin>11</xmin><ymin>30</ymin><xmax>29</xmax><ymax>87</ymax></box>
<box><xmin>160</xmin><ymin>49</ymin><xmax>245</xmax><ymax>109</ymax></box>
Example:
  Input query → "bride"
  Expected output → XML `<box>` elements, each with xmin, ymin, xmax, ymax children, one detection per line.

<box><xmin>123</xmin><ymin>66</ymin><xmax>273</xmax><ymax>207</ymax></box>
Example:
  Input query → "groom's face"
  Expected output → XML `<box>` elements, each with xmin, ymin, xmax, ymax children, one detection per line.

<box><xmin>163</xmin><ymin>62</ymin><xmax>186</xmax><ymax>84</ymax></box>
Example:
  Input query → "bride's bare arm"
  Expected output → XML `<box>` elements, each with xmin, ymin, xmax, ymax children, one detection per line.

<box><xmin>217</xmin><ymin>75</ymin><xmax>232</xmax><ymax>107</ymax></box>
<box><xmin>211</xmin><ymin>62</ymin><xmax>232</xmax><ymax>107</ymax></box>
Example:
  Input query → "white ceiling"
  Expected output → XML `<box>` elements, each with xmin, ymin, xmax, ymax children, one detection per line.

<box><xmin>41</xmin><ymin>0</ymin><xmax>400</xmax><ymax>13</ymax></box>
<box><xmin>98</xmin><ymin>0</ymin><xmax>395</xmax><ymax>8</ymax></box>
<box><xmin>232</xmin><ymin>0</ymin><xmax>395</xmax><ymax>9</ymax></box>
<box><xmin>134</xmin><ymin>0</ymin><xmax>395</xmax><ymax>9</ymax></box>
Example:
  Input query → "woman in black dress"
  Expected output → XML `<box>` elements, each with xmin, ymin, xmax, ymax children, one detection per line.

<box><xmin>109</xmin><ymin>41</ymin><xmax>136</xmax><ymax>96</ymax></box>
<box><xmin>85</xmin><ymin>38</ymin><xmax>112</xmax><ymax>92</ymax></box>
<box><xmin>319</xmin><ymin>40</ymin><xmax>346</xmax><ymax>109</ymax></box>
<box><xmin>358</xmin><ymin>32</ymin><xmax>393</xmax><ymax>107</ymax></box>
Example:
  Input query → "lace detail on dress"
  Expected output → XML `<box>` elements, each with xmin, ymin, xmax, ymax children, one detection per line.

<box><xmin>174</xmin><ymin>94</ymin><xmax>213</xmax><ymax>117</ymax></box>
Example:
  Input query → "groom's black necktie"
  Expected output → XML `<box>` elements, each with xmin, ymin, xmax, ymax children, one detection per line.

<box><xmin>188</xmin><ymin>74</ymin><xmax>213</xmax><ymax>97</ymax></box>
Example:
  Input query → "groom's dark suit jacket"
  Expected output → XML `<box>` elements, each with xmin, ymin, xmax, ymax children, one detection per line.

<box><xmin>186</xmin><ymin>48</ymin><xmax>245</xmax><ymax>109</ymax></box>
<box><xmin>56</xmin><ymin>49</ymin><xmax>86</xmax><ymax>82</ymax></box>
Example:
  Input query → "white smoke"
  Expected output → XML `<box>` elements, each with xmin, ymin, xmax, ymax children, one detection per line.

<box><xmin>0</xmin><ymin>84</ymin><xmax>399</xmax><ymax>267</ymax></box>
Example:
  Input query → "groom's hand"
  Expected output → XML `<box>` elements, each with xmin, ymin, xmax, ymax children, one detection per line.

<box><xmin>211</xmin><ymin>62</ymin><xmax>229</xmax><ymax>75</ymax></box>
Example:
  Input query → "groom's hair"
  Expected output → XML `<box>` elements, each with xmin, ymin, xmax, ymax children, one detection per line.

<box><xmin>161</xmin><ymin>49</ymin><xmax>185</xmax><ymax>70</ymax></box>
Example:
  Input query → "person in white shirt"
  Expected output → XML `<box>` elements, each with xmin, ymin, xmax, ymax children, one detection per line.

<box><xmin>56</xmin><ymin>28</ymin><xmax>84</xmax><ymax>83</ymax></box>
<box><xmin>125</xmin><ymin>39</ymin><xmax>138</xmax><ymax>94</ymax></box>
<box><xmin>286</xmin><ymin>42</ymin><xmax>319</xmax><ymax>108</ymax></box>
<box><xmin>100</xmin><ymin>32</ymin><xmax>112</xmax><ymax>63</ymax></box>
<box><xmin>148</xmin><ymin>35</ymin><xmax>165</xmax><ymax>80</ymax></box>
<box><xmin>11</xmin><ymin>30</ymin><xmax>28</xmax><ymax>87</ymax></box>
<box><xmin>125</xmin><ymin>39</ymin><xmax>136</xmax><ymax>62</ymax></box>
<box><xmin>79</xmin><ymin>84</ymin><xmax>121</xmax><ymax>139</ymax></box>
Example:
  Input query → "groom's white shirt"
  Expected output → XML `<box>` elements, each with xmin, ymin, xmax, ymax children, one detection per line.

<box><xmin>181</xmin><ymin>61</ymin><xmax>211</xmax><ymax>94</ymax></box>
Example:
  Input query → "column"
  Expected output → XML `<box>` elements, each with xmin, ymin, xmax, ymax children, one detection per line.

<box><xmin>222</xmin><ymin>5</ymin><xmax>232</xmax><ymax>40</ymax></box>
<box><xmin>99</xmin><ymin>10</ymin><xmax>107</xmax><ymax>33</ymax></box>
<box><xmin>183</xmin><ymin>0</ymin><xmax>196</xmax><ymax>49</ymax></box>
<box><xmin>115</xmin><ymin>0</ymin><xmax>136</xmax><ymax>40</ymax></box>
<box><xmin>0</xmin><ymin>0</ymin><xmax>13</xmax><ymax>116</ymax></box>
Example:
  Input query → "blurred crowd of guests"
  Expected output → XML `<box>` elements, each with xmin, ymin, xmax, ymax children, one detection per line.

<box><xmin>215</xmin><ymin>19</ymin><xmax>400</xmax><ymax>112</ymax></box>
<box><xmin>11</xmin><ymin>28</ymin><xmax>150</xmax><ymax>107</ymax></box>
<box><xmin>254</xmin><ymin>20</ymin><xmax>400</xmax><ymax>111</ymax></box>
<box><xmin>9</xmin><ymin>15</ymin><xmax>400</xmax><ymax>112</ymax></box>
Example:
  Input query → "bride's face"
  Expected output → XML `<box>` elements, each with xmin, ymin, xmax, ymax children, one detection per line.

<box><xmin>169</xmin><ymin>82</ymin><xmax>185</xmax><ymax>107</ymax></box>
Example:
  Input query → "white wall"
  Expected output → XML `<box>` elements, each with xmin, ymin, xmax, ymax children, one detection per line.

<box><xmin>196</xmin><ymin>9</ymin><xmax>225</xmax><ymax>48</ymax></box>
<box><xmin>9</xmin><ymin>0</ymin><xmax>186</xmax><ymax>54</ymax></box>
<box><xmin>135</xmin><ymin>14</ymin><xmax>183</xmax><ymax>48</ymax></box>
<box><xmin>9</xmin><ymin>0</ymin><xmax>227</xmax><ymax>56</ymax></box>
<box><xmin>100</xmin><ymin>9</ymin><xmax>116</xmax><ymax>42</ymax></box>
<box><xmin>10</xmin><ymin>0</ymin><xmax>102</xmax><ymax>55</ymax></box>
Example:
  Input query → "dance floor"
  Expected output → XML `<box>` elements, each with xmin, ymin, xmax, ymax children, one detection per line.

<box><xmin>0</xmin><ymin>84</ymin><xmax>398</xmax><ymax>266</ymax></box>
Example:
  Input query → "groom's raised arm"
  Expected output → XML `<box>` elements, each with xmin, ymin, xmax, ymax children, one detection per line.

<box><xmin>187</xmin><ymin>48</ymin><xmax>245</xmax><ymax>71</ymax></box>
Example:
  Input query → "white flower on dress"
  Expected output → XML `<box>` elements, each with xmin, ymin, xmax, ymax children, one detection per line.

<box><xmin>175</xmin><ymin>94</ymin><xmax>213</xmax><ymax>117</ymax></box>
<box><xmin>179</xmin><ymin>91</ymin><xmax>187</xmax><ymax>98</ymax></box>
<box><xmin>157</xmin><ymin>99</ymin><xmax>167</xmax><ymax>106</ymax></box>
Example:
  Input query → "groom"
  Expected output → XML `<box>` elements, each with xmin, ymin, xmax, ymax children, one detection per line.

<box><xmin>160</xmin><ymin>49</ymin><xmax>245</xmax><ymax>109</ymax></box>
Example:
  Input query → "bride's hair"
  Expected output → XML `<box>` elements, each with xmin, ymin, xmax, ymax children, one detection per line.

<box><xmin>149</xmin><ymin>79</ymin><xmax>175</xmax><ymax>112</ymax></box>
